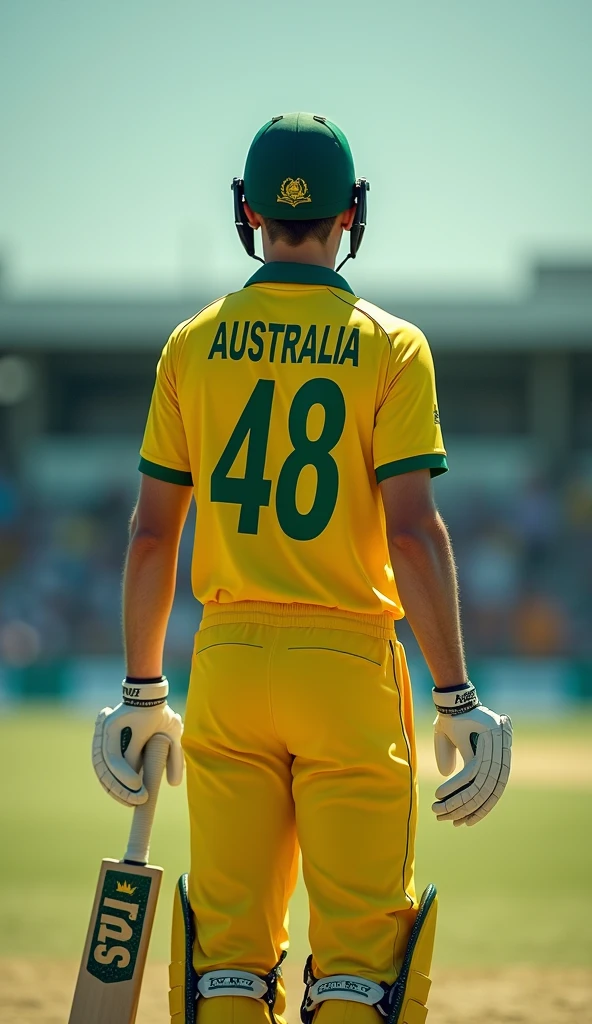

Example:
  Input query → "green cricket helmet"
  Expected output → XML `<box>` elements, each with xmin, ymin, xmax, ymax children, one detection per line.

<box><xmin>232</xmin><ymin>112</ymin><xmax>369</xmax><ymax>269</ymax></box>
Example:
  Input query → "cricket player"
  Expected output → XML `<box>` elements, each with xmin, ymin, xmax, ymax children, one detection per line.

<box><xmin>92</xmin><ymin>113</ymin><xmax>512</xmax><ymax>1024</ymax></box>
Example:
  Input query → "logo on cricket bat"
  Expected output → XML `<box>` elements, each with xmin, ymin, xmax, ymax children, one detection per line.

<box><xmin>86</xmin><ymin>869</ymin><xmax>152</xmax><ymax>984</ymax></box>
<box><xmin>116</xmin><ymin>880</ymin><xmax>137</xmax><ymax>896</ymax></box>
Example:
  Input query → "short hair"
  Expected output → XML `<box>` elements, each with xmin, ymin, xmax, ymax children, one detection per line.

<box><xmin>263</xmin><ymin>216</ymin><xmax>337</xmax><ymax>247</ymax></box>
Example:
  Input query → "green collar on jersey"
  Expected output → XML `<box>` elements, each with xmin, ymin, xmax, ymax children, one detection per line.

<box><xmin>244</xmin><ymin>261</ymin><xmax>354</xmax><ymax>294</ymax></box>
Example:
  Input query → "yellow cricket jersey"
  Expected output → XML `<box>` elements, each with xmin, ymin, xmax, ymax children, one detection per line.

<box><xmin>139</xmin><ymin>262</ymin><xmax>447</xmax><ymax>622</ymax></box>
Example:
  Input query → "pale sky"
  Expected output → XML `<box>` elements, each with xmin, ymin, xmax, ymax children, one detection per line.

<box><xmin>1</xmin><ymin>0</ymin><xmax>591</xmax><ymax>297</ymax></box>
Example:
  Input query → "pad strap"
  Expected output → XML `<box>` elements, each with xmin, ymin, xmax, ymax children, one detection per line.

<box><xmin>305</xmin><ymin>973</ymin><xmax>385</xmax><ymax>1008</ymax></box>
<box><xmin>198</xmin><ymin>952</ymin><xmax>287</xmax><ymax>1024</ymax></box>
<box><xmin>301</xmin><ymin>957</ymin><xmax>392</xmax><ymax>1024</ymax></box>
<box><xmin>198</xmin><ymin>971</ymin><xmax>270</xmax><ymax>1000</ymax></box>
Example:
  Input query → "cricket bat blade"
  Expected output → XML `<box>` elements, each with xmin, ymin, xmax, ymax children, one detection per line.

<box><xmin>68</xmin><ymin>734</ymin><xmax>169</xmax><ymax>1024</ymax></box>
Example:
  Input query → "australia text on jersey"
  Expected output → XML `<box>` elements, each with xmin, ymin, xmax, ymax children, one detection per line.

<box><xmin>208</xmin><ymin>321</ymin><xmax>360</xmax><ymax>366</ymax></box>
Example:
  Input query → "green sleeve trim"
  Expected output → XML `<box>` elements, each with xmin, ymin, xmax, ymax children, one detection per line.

<box><xmin>376</xmin><ymin>454</ymin><xmax>448</xmax><ymax>483</ymax></box>
<box><xmin>138</xmin><ymin>457</ymin><xmax>193</xmax><ymax>486</ymax></box>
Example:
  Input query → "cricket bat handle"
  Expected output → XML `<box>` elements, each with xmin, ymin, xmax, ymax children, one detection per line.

<box><xmin>124</xmin><ymin>733</ymin><xmax>169</xmax><ymax>865</ymax></box>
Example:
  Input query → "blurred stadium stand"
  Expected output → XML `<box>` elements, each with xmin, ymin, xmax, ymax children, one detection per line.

<box><xmin>1</xmin><ymin>259</ymin><xmax>591</xmax><ymax>708</ymax></box>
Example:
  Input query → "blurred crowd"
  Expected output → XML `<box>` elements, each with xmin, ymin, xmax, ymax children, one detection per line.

<box><xmin>439</xmin><ymin>472</ymin><xmax>592</xmax><ymax>659</ymax></box>
<box><xmin>0</xmin><ymin>477</ymin><xmax>199</xmax><ymax>671</ymax></box>
<box><xmin>1</xmin><ymin>467</ymin><xmax>592</xmax><ymax>671</ymax></box>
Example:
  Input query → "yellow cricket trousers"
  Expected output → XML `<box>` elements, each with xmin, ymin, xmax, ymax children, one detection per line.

<box><xmin>182</xmin><ymin>602</ymin><xmax>418</xmax><ymax>1024</ymax></box>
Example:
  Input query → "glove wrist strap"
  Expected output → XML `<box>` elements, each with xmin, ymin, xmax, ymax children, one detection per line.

<box><xmin>122</xmin><ymin>677</ymin><xmax>169</xmax><ymax>707</ymax></box>
<box><xmin>432</xmin><ymin>681</ymin><xmax>480</xmax><ymax>715</ymax></box>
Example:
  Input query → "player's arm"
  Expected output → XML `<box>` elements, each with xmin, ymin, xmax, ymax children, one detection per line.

<box><xmin>380</xmin><ymin>470</ymin><xmax>465</xmax><ymax>690</ymax></box>
<box><xmin>123</xmin><ymin>473</ymin><xmax>192</xmax><ymax>678</ymax></box>
<box><xmin>375</xmin><ymin>328</ymin><xmax>511</xmax><ymax>825</ymax></box>
<box><xmin>125</xmin><ymin>326</ymin><xmax>193</xmax><ymax>676</ymax></box>
<box><xmin>374</xmin><ymin>327</ymin><xmax>463</xmax><ymax>689</ymax></box>
<box><xmin>91</xmin><ymin>474</ymin><xmax>190</xmax><ymax>807</ymax></box>
<box><xmin>92</xmin><ymin>332</ymin><xmax>191</xmax><ymax>807</ymax></box>
<box><xmin>380</xmin><ymin>470</ymin><xmax>512</xmax><ymax>826</ymax></box>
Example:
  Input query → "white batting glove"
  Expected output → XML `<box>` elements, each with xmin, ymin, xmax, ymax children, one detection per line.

<box><xmin>431</xmin><ymin>682</ymin><xmax>512</xmax><ymax>827</ymax></box>
<box><xmin>92</xmin><ymin>677</ymin><xmax>184</xmax><ymax>807</ymax></box>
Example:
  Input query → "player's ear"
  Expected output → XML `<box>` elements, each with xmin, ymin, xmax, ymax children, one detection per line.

<box><xmin>243</xmin><ymin>201</ymin><xmax>262</xmax><ymax>231</ymax></box>
<box><xmin>341</xmin><ymin>206</ymin><xmax>356</xmax><ymax>232</ymax></box>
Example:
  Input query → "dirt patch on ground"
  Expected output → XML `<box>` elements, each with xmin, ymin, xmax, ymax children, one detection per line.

<box><xmin>1</xmin><ymin>959</ymin><xmax>590</xmax><ymax>1024</ymax></box>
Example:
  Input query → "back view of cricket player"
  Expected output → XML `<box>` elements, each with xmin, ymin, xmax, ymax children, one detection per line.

<box><xmin>93</xmin><ymin>113</ymin><xmax>512</xmax><ymax>1024</ymax></box>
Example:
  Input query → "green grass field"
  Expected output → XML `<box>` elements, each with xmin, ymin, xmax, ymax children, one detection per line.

<box><xmin>0</xmin><ymin>710</ymin><xmax>590</xmax><ymax>968</ymax></box>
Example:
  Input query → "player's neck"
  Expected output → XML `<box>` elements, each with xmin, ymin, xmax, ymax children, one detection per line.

<box><xmin>260</xmin><ymin>238</ymin><xmax>339</xmax><ymax>270</ymax></box>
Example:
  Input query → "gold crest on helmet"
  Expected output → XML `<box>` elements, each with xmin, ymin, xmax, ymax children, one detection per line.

<box><xmin>277</xmin><ymin>178</ymin><xmax>312</xmax><ymax>207</ymax></box>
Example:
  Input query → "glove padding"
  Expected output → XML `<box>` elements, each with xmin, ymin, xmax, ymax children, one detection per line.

<box><xmin>431</xmin><ymin>682</ymin><xmax>512</xmax><ymax>826</ymax></box>
<box><xmin>92</xmin><ymin>678</ymin><xmax>184</xmax><ymax>806</ymax></box>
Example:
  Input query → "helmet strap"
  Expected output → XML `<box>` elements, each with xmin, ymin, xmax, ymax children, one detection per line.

<box><xmin>231</xmin><ymin>177</ymin><xmax>265</xmax><ymax>264</ymax></box>
<box><xmin>336</xmin><ymin>178</ymin><xmax>370</xmax><ymax>272</ymax></box>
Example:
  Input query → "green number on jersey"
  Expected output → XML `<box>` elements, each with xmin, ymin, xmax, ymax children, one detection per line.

<box><xmin>211</xmin><ymin>378</ymin><xmax>346</xmax><ymax>540</ymax></box>
<box><xmin>276</xmin><ymin>379</ymin><xmax>346</xmax><ymax>540</ymax></box>
<box><xmin>210</xmin><ymin>378</ymin><xmax>275</xmax><ymax>534</ymax></box>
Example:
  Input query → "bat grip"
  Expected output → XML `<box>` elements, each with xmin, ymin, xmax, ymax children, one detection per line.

<box><xmin>124</xmin><ymin>733</ymin><xmax>169</xmax><ymax>865</ymax></box>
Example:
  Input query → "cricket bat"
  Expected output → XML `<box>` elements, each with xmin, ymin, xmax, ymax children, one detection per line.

<box><xmin>69</xmin><ymin>733</ymin><xmax>170</xmax><ymax>1024</ymax></box>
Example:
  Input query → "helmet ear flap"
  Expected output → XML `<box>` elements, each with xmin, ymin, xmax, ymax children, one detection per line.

<box><xmin>337</xmin><ymin>178</ymin><xmax>369</xmax><ymax>272</ymax></box>
<box><xmin>231</xmin><ymin>178</ymin><xmax>265</xmax><ymax>264</ymax></box>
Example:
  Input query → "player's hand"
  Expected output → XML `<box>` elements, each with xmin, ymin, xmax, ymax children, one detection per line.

<box><xmin>92</xmin><ymin>677</ymin><xmax>184</xmax><ymax>807</ymax></box>
<box><xmin>431</xmin><ymin>682</ymin><xmax>512</xmax><ymax>826</ymax></box>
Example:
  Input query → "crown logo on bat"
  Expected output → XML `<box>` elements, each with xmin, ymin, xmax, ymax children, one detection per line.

<box><xmin>116</xmin><ymin>880</ymin><xmax>137</xmax><ymax>896</ymax></box>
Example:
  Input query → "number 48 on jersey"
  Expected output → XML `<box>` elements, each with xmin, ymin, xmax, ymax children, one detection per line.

<box><xmin>210</xmin><ymin>378</ymin><xmax>346</xmax><ymax>542</ymax></box>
